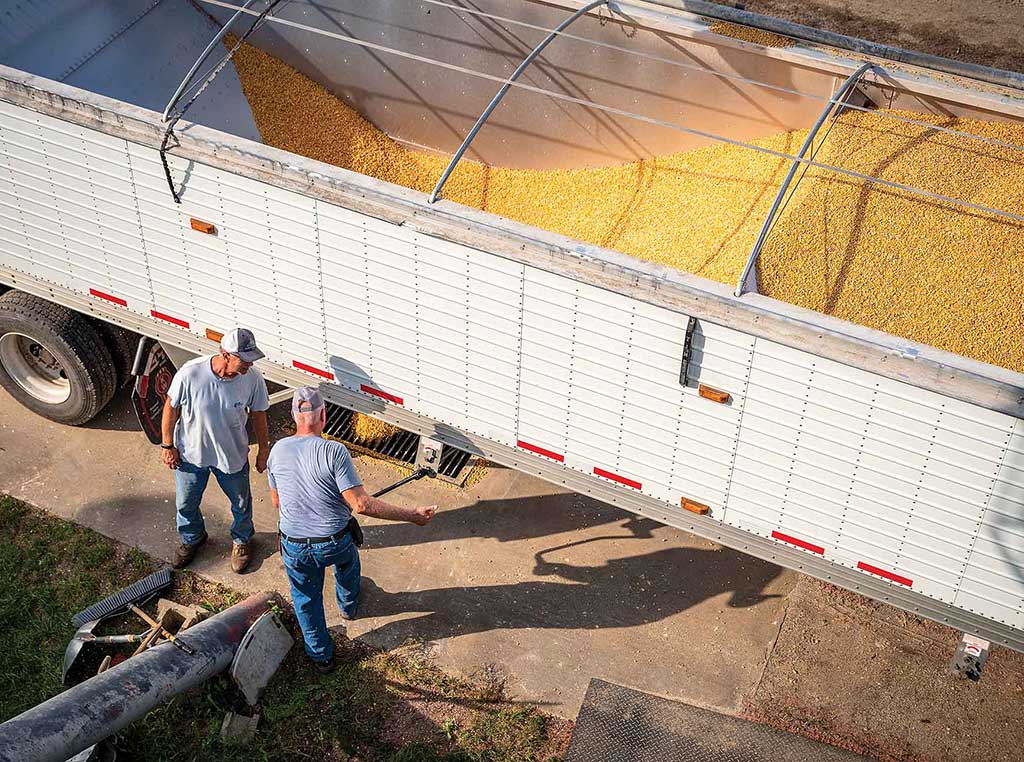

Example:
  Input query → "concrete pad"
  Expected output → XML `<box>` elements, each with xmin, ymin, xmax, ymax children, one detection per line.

<box><xmin>0</xmin><ymin>386</ymin><xmax>795</xmax><ymax>716</ymax></box>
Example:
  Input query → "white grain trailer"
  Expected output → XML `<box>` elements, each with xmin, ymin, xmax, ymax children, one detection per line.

<box><xmin>1</xmin><ymin>0</ymin><xmax>1023</xmax><ymax>661</ymax></box>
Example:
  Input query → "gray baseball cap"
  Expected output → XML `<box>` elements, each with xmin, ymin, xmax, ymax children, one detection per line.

<box><xmin>220</xmin><ymin>328</ymin><xmax>265</xmax><ymax>362</ymax></box>
<box><xmin>292</xmin><ymin>386</ymin><xmax>325</xmax><ymax>415</ymax></box>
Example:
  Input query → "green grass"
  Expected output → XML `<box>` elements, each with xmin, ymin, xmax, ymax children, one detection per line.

<box><xmin>0</xmin><ymin>494</ymin><xmax>152</xmax><ymax>717</ymax></box>
<box><xmin>0</xmin><ymin>495</ymin><xmax>562</xmax><ymax>761</ymax></box>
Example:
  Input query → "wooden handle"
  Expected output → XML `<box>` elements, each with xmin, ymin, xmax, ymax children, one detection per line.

<box><xmin>131</xmin><ymin>617</ymin><xmax>164</xmax><ymax>657</ymax></box>
<box><xmin>130</xmin><ymin>604</ymin><xmax>195</xmax><ymax>655</ymax></box>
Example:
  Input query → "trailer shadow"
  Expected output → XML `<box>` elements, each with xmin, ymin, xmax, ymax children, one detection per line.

<box><xmin>363</xmin><ymin>489</ymin><xmax>659</xmax><ymax>549</ymax></box>
<box><xmin>82</xmin><ymin>386</ymin><xmax>143</xmax><ymax>433</ymax></box>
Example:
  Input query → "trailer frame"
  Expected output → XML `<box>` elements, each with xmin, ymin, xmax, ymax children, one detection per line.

<box><xmin>2</xmin><ymin>57</ymin><xmax>1024</xmax><ymax>649</ymax></box>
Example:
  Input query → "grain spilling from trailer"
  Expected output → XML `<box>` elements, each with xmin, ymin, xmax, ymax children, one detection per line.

<box><xmin>350</xmin><ymin>414</ymin><xmax>401</xmax><ymax>445</ymax></box>
<box><xmin>228</xmin><ymin>41</ymin><xmax>1024</xmax><ymax>374</ymax></box>
<box><xmin>706</xmin><ymin>20</ymin><xmax>796</xmax><ymax>48</ymax></box>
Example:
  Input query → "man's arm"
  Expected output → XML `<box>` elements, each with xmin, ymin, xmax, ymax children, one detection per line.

<box><xmin>343</xmin><ymin>485</ymin><xmax>435</xmax><ymax>526</ymax></box>
<box><xmin>269</xmin><ymin>487</ymin><xmax>280</xmax><ymax>510</ymax></box>
<box><xmin>251</xmin><ymin>411</ymin><xmax>270</xmax><ymax>473</ymax></box>
<box><xmin>160</xmin><ymin>397</ymin><xmax>180</xmax><ymax>469</ymax></box>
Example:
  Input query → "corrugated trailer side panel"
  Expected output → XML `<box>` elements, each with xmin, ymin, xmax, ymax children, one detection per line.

<box><xmin>0</xmin><ymin>100</ymin><xmax>152</xmax><ymax>307</ymax></box>
<box><xmin>728</xmin><ymin>339</ymin><xmax>1018</xmax><ymax>617</ymax></box>
<box><xmin>957</xmin><ymin>422</ymin><xmax>1024</xmax><ymax>629</ymax></box>
<box><xmin>1</xmin><ymin>97</ymin><xmax>1023</xmax><ymax>633</ymax></box>
<box><xmin>517</xmin><ymin>267</ymin><xmax>747</xmax><ymax>508</ymax></box>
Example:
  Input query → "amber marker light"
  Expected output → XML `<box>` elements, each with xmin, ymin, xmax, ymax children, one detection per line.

<box><xmin>190</xmin><ymin>218</ymin><xmax>216</xmax><ymax>234</ymax></box>
<box><xmin>681</xmin><ymin>497</ymin><xmax>710</xmax><ymax>515</ymax></box>
<box><xmin>698</xmin><ymin>384</ymin><xmax>730</xmax><ymax>404</ymax></box>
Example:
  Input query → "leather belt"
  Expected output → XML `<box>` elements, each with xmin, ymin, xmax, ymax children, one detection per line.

<box><xmin>279</xmin><ymin>528</ymin><xmax>348</xmax><ymax>545</ymax></box>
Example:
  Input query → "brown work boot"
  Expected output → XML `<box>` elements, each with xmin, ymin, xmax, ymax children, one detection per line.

<box><xmin>231</xmin><ymin>542</ymin><xmax>251</xmax><ymax>574</ymax></box>
<box><xmin>172</xmin><ymin>532</ymin><xmax>208</xmax><ymax>569</ymax></box>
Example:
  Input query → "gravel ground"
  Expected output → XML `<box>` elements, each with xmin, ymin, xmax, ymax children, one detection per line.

<box><xmin>744</xmin><ymin>578</ymin><xmax>1024</xmax><ymax>762</ymax></box>
<box><xmin>745</xmin><ymin>0</ymin><xmax>1024</xmax><ymax>73</ymax></box>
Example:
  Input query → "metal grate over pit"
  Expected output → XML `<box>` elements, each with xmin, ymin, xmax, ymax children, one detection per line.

<box><xmin>566</xmin><ymin>679</ymin><xmax>869</xmax><ymax>762</ymax></box>
<box><xmin>321</xmin><ymin>403</ymin><xmax>474</xmax><ymax>484</ymax></box>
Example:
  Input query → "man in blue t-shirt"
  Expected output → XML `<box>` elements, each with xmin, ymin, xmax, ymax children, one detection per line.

<box><xmin>268</xmin><ymin>387</ymin><xmax>435</xmax><ymax>672</ymax></box>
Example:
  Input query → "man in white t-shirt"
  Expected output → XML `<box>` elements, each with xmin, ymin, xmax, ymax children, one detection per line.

<box><xmin>160</xmin><ymin>328</ymin><xmax>270</xmax><ymax>573</ymax></box>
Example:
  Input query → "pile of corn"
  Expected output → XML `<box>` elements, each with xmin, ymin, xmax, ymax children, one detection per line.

<box><xmin>351</xmin><ymin>414</ymin><xmax>401</xmax><ymax>444</ymax></box>
<box><xmin>230</xmin><ymin>43</ymin><xmax>1024</xmax><ymax>373</ymax></box>
<box><xmin>707</xmin><ymin>20</ymin><xmax>795</xmax><ymax>48</ymax></box>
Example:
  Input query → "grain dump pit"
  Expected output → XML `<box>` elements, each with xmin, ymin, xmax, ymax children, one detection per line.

<box><xmin>324</xmin><ymin>405</ymin><xmax>477</xmax><ymax>487</ymax></box>
<box><xmin>191</xmin><ymin>0</ymin><xmax>1024</xmax><ymax>376</ymax></box>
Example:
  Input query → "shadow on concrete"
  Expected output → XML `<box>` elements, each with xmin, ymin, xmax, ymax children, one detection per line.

<box><xmin>70</xmin><ymin>493</ymin><xmax>283</xmax><ymax>574</ymax></box>
<box><xmin>354</xmin><ymin>537</ymin><xmax>783</xmax><ymax>648</ymax></box>
<box><xmin>240</xmin><ymin>530</ymin><xmax>280</xmax><ymax>574</ymax></box>
<box><xmin>68</xmin><ymin>486</ymin><xmax>782</xmax><ymax>656</ymax></box>
<box><xmin>83</xmin><ymin>386</ymin><xmax>143</xmax><ymax>433</ymax></box>
<box><xmin>364</xmin><ymin>490</ymin><xmax>660</xmax><ymax>550</ymax></box>
<box><xmin>348</xmin><ymin>491</ymin><xmax>784</xmax><ymax>648</ymax></box>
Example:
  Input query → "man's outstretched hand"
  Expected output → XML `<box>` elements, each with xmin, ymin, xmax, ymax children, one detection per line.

<box><xmin>412</xmin><ymin>505</ymin><xmax>436</xmax><ymax>526</ymax></box>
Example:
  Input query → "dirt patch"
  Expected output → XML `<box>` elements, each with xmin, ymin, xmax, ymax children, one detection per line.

<box><xmin>746</xmin><ymin>0</ymin><xmax>1024</xmax><ymax>74</ymax></box>
<box><xmin>745</xmin><ymin>578</ymin><xmax>1024</xmax><ymax>762</ymax></box>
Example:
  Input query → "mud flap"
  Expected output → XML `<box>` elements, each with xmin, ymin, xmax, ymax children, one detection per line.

<box><xmin>131</xmin><ymin>339</ymin><xmax>177</xmax><ymax>444</ymax></box>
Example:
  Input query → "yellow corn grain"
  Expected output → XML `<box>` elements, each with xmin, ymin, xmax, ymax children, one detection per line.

<box><xmin>230</xmin><ymin>42</ymin><xmax>1024</xmax><ymax>374</ymax></box>
<box><xmin>706</xmin><ymin>20</ymin><xmax>795</xmax><ymax>48</ymax></box>
<box><xmin>351</xmin><ymin>413</ymin><xmax>401</xmax><ymax>444</ymax></box>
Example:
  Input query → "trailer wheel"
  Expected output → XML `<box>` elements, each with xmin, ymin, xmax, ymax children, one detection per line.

<box><xmin>0</xmin><ymin>291</ymin><xmax>116</xmax><ymax>425</ymax></box>
<box><xmin>92</xmin><ymin>319</ymin><xmax>139</xmax><ymax>389</ymax></box>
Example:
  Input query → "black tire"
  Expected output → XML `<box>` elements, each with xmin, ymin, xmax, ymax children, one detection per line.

<box><xmin>92</xmin><ymin>319</ymin><xmax>139</xmax><ymax>389</ymax></box>
<box><xmin>0</xmin><ymin>291</ymin><xmax>117</xmax><ymax>425</ymax></box>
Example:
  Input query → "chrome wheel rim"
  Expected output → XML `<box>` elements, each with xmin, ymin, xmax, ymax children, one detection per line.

<box><xmin>0</xmin><ymin>332</ymin><xmax>71</xmax><ymax>404</ymax></box>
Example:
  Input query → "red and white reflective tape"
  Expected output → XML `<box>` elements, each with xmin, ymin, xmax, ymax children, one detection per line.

<box><xmin>516</xmin><ymin>440</ymin><xmax>565</xmax><ymax>463</ymax></box>
<box><xmin>360</xmin><ymin>384</ymin><xmax>404</xmax><ymax>406</ymax></box>
<box><xmin>770</xmin><ymin>530</ymin><xmax>825</xmax><ymax>555</ymax></box>
<box><xmin>593</xmin><ymin>466</ymin><xmax>642</xmax><ymax>490</ymax></box>
<box><xmin>857</xmin><ymin>561</ymin><xmax>913</xmax><ymax>587</ymax></box>
<box><xmin>293</xmin><ymin>360</ymin><xmax>335</xmax><ymax>381</ymax></box>
<box><xmin>150</xmin><ymin>309</ymin><xmax>190</xmax><ymax>328</ymax></box>
<box><xmin>89</xmin><ymin>288</ymin><xmax>127</xmax><ymax>307</ymax></box>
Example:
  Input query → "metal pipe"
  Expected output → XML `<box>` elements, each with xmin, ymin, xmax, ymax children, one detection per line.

<box><xmin>0</xmin><ymin>593</ymin><xmax>276</xmax><ymax>762</ymax></box>
<box><xmin>645</xmin><ymin>0</ymin><xmax>1024</xmax><ymax>92</ymax></box>
<box><xmin>734</xmin><ymin>62</ymin><xmax>875</xmax><ymax>297</ymax></box>
<box><xmin>427</xmin><ymin>0</ymin><xmax>610</xmax><ymax>203</ymax></box>
<box><xmin>372</xmin><ymin>467</ymin><xmax>435</xmax><ymax>498</ymax></box>
<box><xmin>161</xmin><ymin>0</ymin><xmax>262</xmax><ymax>121</ymax></box>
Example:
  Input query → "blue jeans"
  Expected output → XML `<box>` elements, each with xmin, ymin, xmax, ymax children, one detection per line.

<box><xmin>280</xmin><ymin>534</ymin><xmax>361</xmax><ymax>663</ymax></box>
<box><xmin>174</xmin><ymin>461</ymin><xmax>254</xmax><ymax>545</ymax></box>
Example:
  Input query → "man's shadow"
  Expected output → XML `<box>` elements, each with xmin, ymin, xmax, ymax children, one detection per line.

<box><xmin>352</xmin><ymin>535</ymin><xmax>783</xmax><ymax>648</ymax></box>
